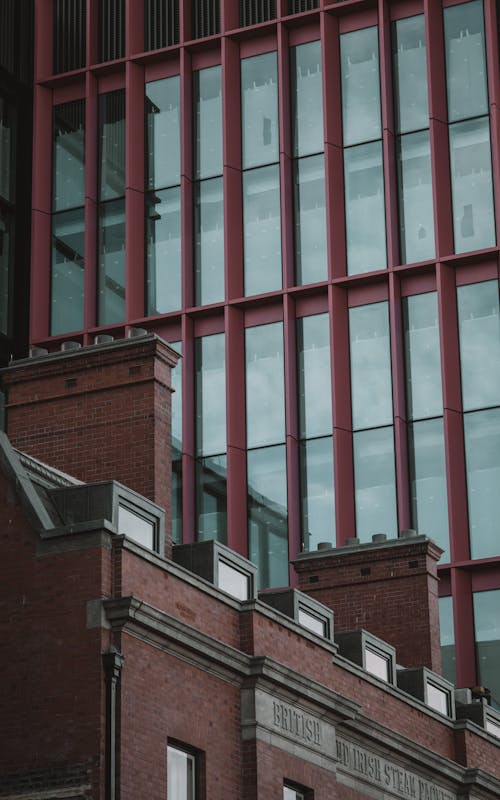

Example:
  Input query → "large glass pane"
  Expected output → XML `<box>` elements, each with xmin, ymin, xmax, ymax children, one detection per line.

<box><xmin>445</xmin><ymin>0</ymin><xmax>488</xmax><ymax>123</ymax></box>
<box><xmin>393</xmin><ymin>15</ymin><xmax>429</xmax><ymax>135</ymax></box>
<box><xmin>292</xmin><ymin>40</ymin><xmax>323</xmax><ymax>157</ymax></box>
<box><xmin>195</xmin><ymin>333</ymin><xmax>226</xmax><ymax>457</ymax></box>
<box><xmin>167</xmin><ymin>745</ymin><xmax>195</xmax><ymax>800</ymax></box>
<box><xmin>241</xmin><ymin>52</ymin><xmax>279</xmax><ymax>169</ymax></box>
<box><xmin>98</xmin><ymin>199</ymin><xmax>125</xmax><ymax>325</ymax></box>
<box><xmin>146</xmin><ymin>76</ymin><xmax>180</xmax><ymax>190</ymax></box>
<box><xmin>53</xmin><ymin>100</ymin><xmax>85</xmax><ymax>211</ymax></box>
<box><xmin>196</xmin><ymin>455</ymin><xmax>227</xmax><ymax>544</ymax></box>
<box><xmin>99</xmin><ymin>90</ymin><xmax>125</xmax><ymax>201</ymax></box>
<box><xmin>341</xmin><ymin>27</ymin><xmax>381</xmax><ymax>147</ymax></box>
<box><xmin>172</xmin><ymin>456</ymin><xmax>183</xmax><ymax>545</ymax></box>
<box><xmin>300</xmin><ymin>436</ymin><xmax>335</xmax><ymax>552</ymax></box>
<box><xmin>353</xmin><ymin>426</ymin><xmax>397</xmax><ymax>541</ymax></box>
<box><xmin>344</xmin><ymin>142</ymin><xmax>386</xmax><ymax>275</ymax></box>
<box><xmin>439</xmin><ymin>596</ymin><xmax>456</xmax><ymax>686</ymax></box>
<box><xmin>0</xmin><ymin>208</ymin><xmax>11</xmax><ymax>336</ymax></box>
<box><xmin>464</xmin><ymin>408</ymin><xmax>500</xmax><ymax>560</ymax></box>
<box><xmin>449</xmin><ymin>117</ymin><xmax>495</xmax><ymax>254</ymax></box>
<box><xmin>246</xmin><ymin>322</ymin><xmax>285</xmax><ymax>448</ymax></box>
<box><xmin>146</xmin><ymin>187</ymin><xmax>181</xmax><ymax>315</ymax></box>
<box><xmin>458</xmin><ymin>281</ymin><xmax>500</xmax><ymax>411</ymax></box>
<box><xmin>0</xmin><ymin>97</ymin><xmax>13</xmax><ymax>202</ymax></box>
<box><xmin>243</xmin><ymin>164</ymin><xmax>282</xmax><ymax>296</ymax></box>
<box><xmin>248</xmin><ymin>445</ymin><xmax>288</xmax><ymax>589</ymax></box>
<box><xmin>398</xmin><ymin>131</ymin><xmax>435</xmax><ymax>264</ymax></box>
<box><xmin>194</xmin><ymin>177</ymin><xmax>224</xmax><ymax>306</ymax></box>
<box><xmin>171</xmin><ymin>340</ymin><xmax>182</xmax><ymax>545</ymax></box>
<box><xmin>294</xmin><ymin>154</ymin><xmax>327</xmax><ymax>286</ymax></box>
<box><xmin>404</xmin><ymin>292</ymin><xmax>442</xmax><ymax>420</ymax></box>
<box><xmin>350</xmin><ymin>302</ymin><xmax>392</xmax><ymax>430</ymax></box>
<box><xmin>409</xmin><ymin>419</ymin><xmax>449</xmax><ymax>560</ymax></box>
<box><xmin>194</xmin><ymin>66</ymin><xmax>222</xmax><ymax>179</ymax></box>
<box><xmin>51</xmin><ymin>208</ymin><xmax>85</xmax><ymax>335</ymax></box>
<box><xmin>473</xmin><ymin>590</ymin><xmax>500</xmax><ymax>711</ymax></box>
<box><xmin>297</xmin><ymin>313</ymin><xmax>332</xmax><ymax>439</ymax></box>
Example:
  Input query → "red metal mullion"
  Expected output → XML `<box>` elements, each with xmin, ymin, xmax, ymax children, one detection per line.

<box><xmin>389</xmin><ymin>272</ymin><xmax>410</xmax><ymax>532</ymax></box>
<box><xmin>126</xmin><ymin>0</ymin><xmax>144</xmax><ymax>56</ymax></box>
<box><xmin>451</xmin><ymin>568</ymin><xmax>476</xmax><ymax>689</ymax></box>
<box><xmin>225</xmin><ymin>305</ymin><xmax>248</xmax><ymax>556</ymax></box>
<box><xmin>222</xmin><ymin>36</ymin><xmax>244</xmax><ymax>301</ymax></box>
<box><xmin>484</xmin><ymin>0</ymin><xmax>500</xmax><ymax>247</ymax></box>
<box><xmin>283</xmin><ymin>294</ymin><xmax>300</xmax><ymax>583</ymax></box>
<box><xmin>181</xmin><ymin>314</ymin><xmax>196</xmax><ymax>543</ymax></box>
<box><xmin>87</xmin><ymin>0</ymin><xmax>99</xmax><ymax>67</ymax></box>
<box><xmin>125</xmin><ymin>61</ymin><xmax>145</xmax><ymax>322</ymax></box>
<box><xmin>84</xmin><ymin>72</ymin><xmax>98</xmax><ymax>333</ymax></box>
<box><xmin>180</xmin><ymin>0</ymin><xmax>192</xmax><ymax>43</ymax></box>
<box><xmin>34</xmin><ymin>0</ymin><xmax>54</xmax><ymax>80</ymax></box>
<box><xmin>221</xmin><ymin>0</ymin><xmax>239</xmax><ymax>33</ymax></box>
<box><xmin>378</xmin><ymin>0</ymin><xmax>399</xmax><ymax>270</ymax></box>
<box><xmin>278</xmin><ymin>23</ymin><xmax>294</xmax><ymax>289</ymax></box>
<box><xmin>181</xmin><ymin>49</ymin><xmax>194</xmax><ymax>311</ymax></box>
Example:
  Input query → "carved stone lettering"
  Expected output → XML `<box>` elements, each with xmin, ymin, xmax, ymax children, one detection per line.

<box><xmin>272</xmin><ymin>701</ymin><xmax>322</xmax><ymax>746</ymax></box>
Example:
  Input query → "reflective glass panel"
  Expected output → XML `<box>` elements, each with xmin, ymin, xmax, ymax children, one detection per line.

<box><xmin>146</xmin><ymin>187</ymin><xmax>181</xmax><ymax>315</ymax></box>
<box><xmin>99</xmin><ymin>90</ymin><xmax>125</xmax><ymax>201</ymax></box>
<box><xmin>298</xmin><ymin>608</ymin><xmax>327</xmax><ymax>637</ymax></box>
<box><xmin>398</xmin><ymin>131</ymin><xmax>435</xmax><ymax>264</ymax></box>
<box><xmin>167</xmin><ymin>745</ymin><xmax>195</xmax><ymax>800</ymax></box>
<box><xmin>171</xmin><ymin>342</ymin><xmax>182</xmax><ymax>545</ymax></box>
<box><xmin>292</xmin><ymin>40</ymin><xmax>323</xmax><ymax>157</ymax></box>
<box><xmin>284</xmin><ymin>787</ymin><xmax>305</xmax><ymax>800</ymax></box>
<box><xmin>300</xmin><ymin>437</ymin><xmax>335</xmax><ymax>552</ymax></box>
<box><xmin>341</xmin><ymin>27</ymin><xmax>381</xmax><ymax>147</ymax></box>
<box><xmin>350</xmin><ymin>302</ymin><xmax>392</xmax><ymax>430</ymax></box>
<box><xmin>146</xmin><ymin>76</ymin><xmax>180</xmax><ymax>190</ymax></box>
<box><xmin>218</xmin><ymin>560</ymin><xmax>249</xmax><ymax>601</ymax></box>
<box><xmin>117</xmin><ymin>505</ymin><xmax>155</xmax><ymax>549</ymax></box>
<box><xmin>248</xmin><ymin>444</ymin><xmax>288</xmax><ymax>589</ymax></box>
<box><xmin>464</xmin><ymin>408</ymin><xmax>500</xmax><ymax>560</ymax></box>
<box><xmin>246</xmin><ymin>322</ymin><xmax>285</xmax><ymax>448</ymax></box>
<box><xmin>196</xmin><ymin>455</ymin><xmax>227</xmax><ymax>544</ymax></box>
<box><xmin>194</xmin><ymin>177</ymin><xmax>224</xmax><ymax>306</ymax></box>
<box><xmin>194</xmin><ymin>65</ymin><xmax>222</xmax><ymax>179</ymax></box>
<box><xmin>426</xmin><ymin>683</ymin><xmax>449</xmax><ymax>715</ymax></box>
<box><xmin>409</xmin><ymin>419</ymin><xmax>449</xmax><ymax>560</ymax></box>
<box><xmin>393</xmin><ymin>15</ymin><xmax>429</xmax><ymax>135</ymax></box>
<box><xmin>243</xmin><ymin>164</ymin><xmax>282</xmax><ymax>296</ymax></box>
<box><xmin>297</xmin><ymin>313</ymin><xmax>332</xmax><ymax>438</ymax></box>
<box><xmin>449</xmin><ymin>117</ymin><xmax>495</xmax><ymax>254</ymax></box>
<box><xmin>0</xmin><ymin>97</ymin><xmax>13</xmax><ymax>202</ymax></box>
<box><xmin>353</xmin><ymin>427</ymin><xmax>397</xmax><ymax>541</ymax></box>
<box><xmin>241</xmin><ymin>52</ymin><xmax>279</xmax><ymax>169</ymax></box>
<box><xmin>344</xmin><ymin>142</ymin><xmax>386</xmax><ymax>275</ymax></box>
<box><xmin>0</xmin><ymin>208</ymin><xmax>11</xmax><ymax>336</ymax></box>
<box><xmin>473</xmin><ymin>590</ymin><xmax>500</xmax><ymax>711</ymax></box>
<box><xmin>457</xmin><ymin>281</ymin><xmax>500</xmax><ymax>411</ymax></box>
<box><xmin>98</xmin><ymin>199</ymin><xmax>125</xmax><ymax>325</ymax></box>
<box><xmin>365</xmin><ymin>647</ymin><xmax>390</xmax><ymax>682</ymax></box>
<box><xmin>294</xmin><ymin>154</ymin><xmax>327</xmax><ymax>286</ymax></box>
<box><xmin>445</xmin><ymin>0</ymin><xmax>488</xmax><ymax>123</ymax></box>
<box><xmin>53</xmin><ymin>100</ymin><xmax>85</xmax><ymax>211</ymax></box>
<box><xmin>172</xmin><ymin>456</ymin><xmax>183</xmax><ymax>545</ymax></box>
<box><xmin>404</xmin><ymin>292</ymin><xmax>442</xmax><ymax>420</ymax></box>
<box><xmin>195</xmin><ymin>333</ymin><xmax>226</xmax><ymax>457</ymax></box>
<box><xmin>51</xmin><ymin>208</ymin><xmax>85</xmax><ymax>335</ymax></box>
<box><xmin>439</xmin><ymin>596</ymin><xmax>456</xmax><ymax>686</ymax></box>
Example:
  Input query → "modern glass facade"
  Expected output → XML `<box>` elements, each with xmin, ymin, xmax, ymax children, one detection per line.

<box><xmin>31</xmin><ymin>0</ymin><xmax>500</xmax><ymax>704</ymax></box>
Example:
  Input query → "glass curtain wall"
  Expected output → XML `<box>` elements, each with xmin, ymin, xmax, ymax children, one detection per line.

<box><xmin>473</xmin><ymin>590</ymin><xmax>500</xmax><ymax>709</ymax></box>
<box><xmin>0</xmin><ymin>97</ymin><xmax>14</xmax><ymax>336</ymax></box>
<box><xmin>171</xmin><ymin>340</ymin><xmax>183</xmax><ymax>544</ymax></box>
<box><xmin>439</xmin><ymin>595</ymin><xmax>456</xmax><ymax>685</ymax></box>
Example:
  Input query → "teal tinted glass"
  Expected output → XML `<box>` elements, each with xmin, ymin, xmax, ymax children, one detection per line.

<box><xmin>393</xmin><ymin>15</ymin><xmax>429</xmax><ymax>135</ymax></box>
<box><xmin>445</xmin><ymin>0</ymin><xmax>488</xmax><ymax>123</ymax></box>
<box><xmin>241</xmin><ymin>52</ymin><xmax>279</xmax><ymax>169</ymax></box>
<box><xmin>473</xmin><ymin>590</ymin><xmax>500</xmax><ymax>710</ymax></box>
<box><xmin>0</xmin><ymin>208</ymin><xmax>11</xmax><ymax>336</ymax></box>
<box><xmin>397</xmin><ymin>131</ymin><xmax>435</xmax><ymax>264</ymax></box>
<box><xmin>344</xmin><ymin>142</ymin><xmax>386</xmax><ymax>274</ymax></box>
<box><xmin>457</xmin><ymin>281</ymin><xmax>500</xmax><ymax>411</ymax></box>
<box><xmin>248</xmin><ymin>444</ymin><xmax>288</xmax><ymax>589</ymax></box>
<box><xmin>99</xmin><ymin>90</ymin><xmax>125</xmax><ymax>201</ymax></box>
<box><xmin>146</xmin><ymin>76</ymin><xmax>180</xmax><ymax>190</ymax></box>
<box><xmin>243</xmin><ymin>164</ymin><xmax>282</xmax><ymax>296</ymax></box>
<box><xmin>353</xmin><ymin>426</ymin><xmax>397</xmax><ymax>541</ymax></box>
<box><xmin>195</xmin><ymin>333</ymin><xmax>226</xmax><ymax>457</ymax></box>
<box><xmin>245</xmin><ymin>322</ymin><xmax>285</xmax><ymax>448</ymax></box>
<box><xmin>51</xmin><ymin>208</ymin><xmax>85</xmax><ymax>334</ymax></box>
<box><xmin>341</xmin><ymin>26</ymin><xmax>381</xmax><ymax>147</ymax></box>
<box><xmin>294</xmin><ymin>154</ymin><xmax>327</xmax><ymax>286</ymax></box>
<box><xmin>292</xmin><ymin>40</ymin><xmax>323</xmax><ymax>157</ymax></box>
<box><xmin>196</xmin><ymin>454</ymin><xmax>227</xmax><ymax>544</ymax></box>
<box><xmin>403</xmin><ymin>292</ymin><xmax>442</xmax><ymax>420</ymax></box>
<box><xmin>98</xmin><ymin>199</ymin><xmax>125</xmax><ymax>325</ymax></box>
<box><xmin>409</xmin><ymin>419</ymin><xmax>449</xmax><ymax>560</ymax></box>
<box><xmin>297</xmin><ymin>313</ymin><xmax>332</xmax><ymax>439</ymax></box>
<box><xmin>0</xmin><ymin>97</ymin><xmax>13</xmax><ymax>202</ymax></box>
<box><xmin>350</xmin><ymin>302</ymin><xmax>393</xmax><ymax>430</ymax></box>
<box><xmin>194</xmin><ymin>177</ymin><xmax>224</xmax><ymax>306</ymax></box>
<box><xmin>439</xmin><ymin>596</ymin><xmax>456</xmax><ymax>686</ymax></box>
<box><xmin>300</xmin><ymin>436</ymin><xmax>335</xmax><ymax>551</ymax></box>
<box><xmin>464</xmin><ymin>408</ymin><xmax>500</xmax><ymax>559</ymax></box>
<box><xmin>53</xmin><ymin>100</ymin><xmax>85</xmax><ymax>211</ymax></box>
<box><xmin>146</xmin><ymin>187</ymin><xmax>181</xmax><ymax>314</ymax></box>
<box><xmin>194</xmin><ymin>65</ymin><xmax>222</xmax><ymax>179</ymax></box>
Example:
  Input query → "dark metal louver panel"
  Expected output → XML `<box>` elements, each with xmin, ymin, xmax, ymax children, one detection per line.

<box><xmin>145</xmin><ymin>0</ymin><xmax>180</xmax><ymax>50</ymax></box>
<box><xmin>0</xmin><ymin>0</ymin><xmax>16</xmax><ymax>74</ymax></box>
<box><xmin>99</xmin><ymin>0</ymin><xmax>125</xmax><ymax>62</ymax></box>
<box><xmin>288</xmin><ymin>0</ymin><xmax>319</xmax><ymax>13</ymax></box>
<box><xmin>192</xmin><ymin>0</ymin><xmax>220</xmax><ymax>39</ymax></box>
<box><xmin>239</xmin><ymin>0</ymin><xmax>276</xmax><ymax>27</ymax></box>
<box><xmin>53</xmin><ymin>0</ymin><xmax>86</xmax><ymax>74</ymax></box>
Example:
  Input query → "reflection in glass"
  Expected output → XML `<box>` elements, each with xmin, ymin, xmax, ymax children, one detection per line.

<box><xmin>53</xmin><ymin>100</ymin><xmax>85</xmax><ymax>211</ymax></box>
<box><xmin>393</xmin><ymin>15</ymin><xmax>429</xmax><ymax>135</ymax></box>
<box><xmin>196</xmin><ymin>455</ymin><xmax>227</xmax><ymax>544</ymax></box>
<box><xmin>241</xmin><ymin>52</ymin><xmax>278</xmax><ymax>169</ymax></box>
<box><xmin>439</xmin><ymin>596</ymin><xmax>456</xmax><ymax>686</ymax></box>
<box><xmin>146</xmin><ymin>76</ymin><xmax>180</xmax><ymax>190</ymax></box>
<box><xmin>473</xmin><ymin>590</ymin><xmax>500</xmax><ymax>710</ymax></box>
<box><xmin>464</xmin><ymin>408</ymin><xmax>500</xmax><ymax>560</ymax></box>
<box><xmin>449</xmin><ymin>117</ymin><xmax>495</xmax><ymax>254</ymax></box>
<box><xmin>243</xmin><ymin>165</ymin><xmax>282</xmax><ymax>296</ymax></box>
<box><xmin>365</xmin><ymin>647</ymin><xmax>390</xmax><ymax>681</ymax></box>
<box><xmin>294</xmin><ymin>154</ymin><xmax>327</xmax><ymax>286</ymax></box>
<box><xmin>292</xmin><ymin>40</ymin><xmax>323</xmax><ymax>158</ymax></box>
<box><xmin>194</xmin><ymin>66</ymin><xmax>222</xmax><ymax>179</ymax></box>
<box><xmin>341</xmin><ymin>27</ymin><xmax>381</xmax><ymax>147</ymax></box>
<box><xmin>98</xmin><ymin>199</ymin><xmax>125</xmax><ymax>325</ymax></box>
<box><xmin>284</xmin><ymin>786</ymin><xmax>305</xmax><ymax>800</ymax></box>
<box><xmin>300</xmin><ymin>437</ymin><xmax>335</xmax><ymax>552</ymax></box>
<box><xmin>457</xmin><ymin>281</ymin><xmax>500</xmax><ymax>411</ymax></box>
<box><xmin>297</xmin><ymin>313</ymin><xmax>331</xmax><ymax>438</ymax></box>
<box><xmin>51</xmin><ymin>208</ymin><xmax>85</xmax><ymax>334</ymax></box>
<box><xmin>172</xmin><ymin>456</ymin><xmax>183</xmax><ymax>545</ymax></box>
<box><xmin>248</xmin><ymin>445</ymin><xmax>288</xmax><ymax>589</ymax></box>
<box><xmin>195</xmin><ymin>333</ymin><xmax>226</xmax><ymax>457</ymax></box>
<box><xmin>0</xmin><ymin>208</ymin><xmax>11</xmax><ymax>336</ymax></box>
<box><xmin>171</xmin><ymin>340</ymin><xmax>182</xmax><ymax>545</ymax></box>
<box><xmin>344</xmin><ymin>142</ymin><xmax>386</xmax><ymax>274</ymax></box>
<box><xmin>444</xmin><ymin>0</ymin><xmax>488</xmax><ymax>123</ymax></box>
<box><xmin>353</xmin><ymin>427</ymin><xmax>397</xmax><ymax>541</ymax></box>
<box><xmin>0</xmin><ymin>97</ymin><xmax>13</xmax><ymax>202</ymax></box>
<box><xmin>398</xmin><ymin>131</ymin><xmax>435</xmax><ymax>264</ymax></box>
<box><xmin>99</xmin><ymin>90</ymin><xmax>125</xmax><ymax>201</ymax></box>
<box><xmin>426</xmin><ymin>683</ymin><xmax>449</xmax><ymax>715</ymax></box>
<box><xmin>409</xmin><ymin>419</ymin><xmax>449</xmax><ymax>560</ymax></box>
<box><xmin>194</xmin><ymin>177</ymin><xmax>224</xmax><ymax>306</ymax></box>
<box><xmin>146</xmin><ymin>187</ymin><xmax>181</xmax><ymax>315</ymax></box>
<box><xmin>404</xmin><ymin>292</ymin><xmax>442</xmax><ymax>420</ymax></box>
<box><xmin>167</xmin><ymin>745</ymin><xmax>195</xmax><ymax>800</ymax></box>
<box><xmin>350</xmin><ymin>302</ymin><xmax>392</xmax><ymax>430</ymax></box>
<box><xmin>218</xmin><ymin>560</ymin><xmax>249</xmax><ymax>601</ymax></box>
<box><xmin>246</xmin><ymin>322</ymin><xmax>285</xmax><ymax>448</ymax></box>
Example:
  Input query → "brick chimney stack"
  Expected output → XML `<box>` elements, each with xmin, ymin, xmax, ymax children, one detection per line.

<box><xmin>293</xmin><ymin>533</ymin><xmax>443</xmax><ymax>672</ymax></box>
<box><xmin>0</xmin><ymin>335</ymin><xmax>179</xmax><ymax>553</ymax></box>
